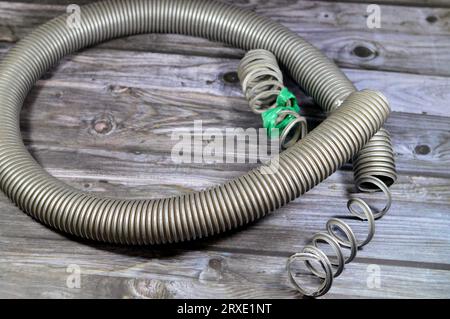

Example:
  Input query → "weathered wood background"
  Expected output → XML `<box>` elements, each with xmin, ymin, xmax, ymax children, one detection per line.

<box><xmin>0</xmin><ymin>0</ymin><xmax>449</xmax><ymax>299</ymax></box>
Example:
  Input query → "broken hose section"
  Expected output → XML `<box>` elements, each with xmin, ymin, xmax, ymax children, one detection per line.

<box><xmin>0</xmin><ymin>0</ymin><xmax>397</xmax><ymax>287</ymax></box>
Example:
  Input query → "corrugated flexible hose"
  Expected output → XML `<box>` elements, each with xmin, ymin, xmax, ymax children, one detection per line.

<box><xmin>238</xmin><ymin>49</ymin><xmax>394</xmax><ymax>297</ymax></box>
<box><xmin>0</xmin><ymin>0</ymin><xmax>396</xmax><ymax>248</ymax></box>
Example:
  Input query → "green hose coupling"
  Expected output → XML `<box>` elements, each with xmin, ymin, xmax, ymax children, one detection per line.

<box><xmin>261</xmin><ymin>87</ymin><xmax>301</xmax><ymax>139</ymax></box>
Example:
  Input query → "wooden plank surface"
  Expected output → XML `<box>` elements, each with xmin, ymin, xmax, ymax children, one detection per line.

<box><xmin>5</xmin><ymin>48</ymin><xmax>447</xmax><ymax>177</ymax></box>
<box><xmin>1</xmin><ymin>1</ymin><xmax>450</xmax><ymax>75</ymax></box>
<box><xmin>0</xmin><ymin>0</ymin><xmax>450</xmax><ymax>299</ymax></box>
<box><xmin>1</xmin><ymin>45</ymin><xmax>449</xmax><ymax>117</ymax></box>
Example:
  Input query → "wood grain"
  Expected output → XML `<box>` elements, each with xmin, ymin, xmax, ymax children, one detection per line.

<box><xmin>1</xmin><ymin>193</ymin><xmax>449</xmax><ymax>299</ymax></box>
<box><xmin>2</xmin><ymin>0</ymin><xmax>450</xmax><ymax>8</ymax></box>
<box><xmin>0</xmin><ymin>0</ymin><xmax>449</xmax><ymax>299</ymax></box>
<box><xmin>8</xmin><ymin>48</ymin><xmax>448</xmax><ymax>177</ymax></box>
<box><xmin>1</xmin><ymin>1</ymin><xmax>450</xmax><ymax>75</ymax></box>
<box><xmin>19</xmin><ymin>84</ymin><xmax>450</xmax><ymax>177</ymax></box>
<box><xmin>1</xmin><ymin>45</ymin><xmax>448</xmax><ymax>117</ymax></box>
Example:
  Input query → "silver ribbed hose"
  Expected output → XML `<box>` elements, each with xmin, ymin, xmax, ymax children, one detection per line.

<box><xmin>0</xmin><ymin>0</ymin><xmax>395</xmax><ymax>245</ymax></box>
<box><xmin>353</xmin><ymin>128</ymin><xmax>397</xmax><ymax>191</ymax></box>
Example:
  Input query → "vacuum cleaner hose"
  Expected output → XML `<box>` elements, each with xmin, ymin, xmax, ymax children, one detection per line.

<box><xmin>0</xmin><ymin>0</ymin><xmax>396</xmax><ymax>244</ymax></box>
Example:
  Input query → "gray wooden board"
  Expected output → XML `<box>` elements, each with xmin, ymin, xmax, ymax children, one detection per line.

<box><xmin>1</xmin><ymin>193</ymin><xmax>450</xmax><ymax>299</ymax></box>
<box><xmin>1</xmin><ymin>45</ymin><xmax>449</xmax><ymax>117</ymax></box>
<box><xmin>0</xmin><ymin>0</ymin><xmax>449</xmax><ymax>299</ymax></box>
<box><xmin>1</xmin><ymin>1</ymin><xmax>450</xmax><ymax>75</ymax></box>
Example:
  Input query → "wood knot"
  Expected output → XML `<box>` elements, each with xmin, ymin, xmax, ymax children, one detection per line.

<box><xmin>107</xmin><ymin>84</ymin><xmax>140</xmax><ymax>98</ymax></box>
<box><xmin>208</xmin><ymin>258</ymin><xmax>223</xmax><ymax>271</ymax></box>
<box><xmin>222</xmin><ymin>71</ymin><xmax>239</xmax><ymax>84</ymax></box>
<box><xmin>91</xmin><ymin>114</ymin><xmax>116</xmax><ymax>136</ymax></box>
<box><xmin>415</xmin><ymin>144</ymin><xmax>431</xmax><ymax>155</ymax></box>
<box><xmin>352</xmin><ymin>45</ymin><xmax>377</xmax><ymax>59</ymax></box>
<box><xmin>130</xmin><ymin>279</ymin><xmax>172</xmax><ymax>299</ymax></box>
<box><xmin>426</xmin><ymin>15</ymin><xmax>438</xmax><ymax>24</ymax></box>
<box><xmin>199</xmin><ymin>257</ymin><xmax>225</xmax><ymax>282</ymax></box>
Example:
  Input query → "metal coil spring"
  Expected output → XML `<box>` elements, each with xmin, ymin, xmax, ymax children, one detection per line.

<box><xmin>238</xmin><ymin>49</ymin><xmax>285</xmax><ymax>113</ymax></box>
<box><xmin>238</xmin><ymin>49</ymin><xmax>308</xmax><ymax>148</ymax></box>
<box><xmin>287</xmin><ymin>175</ymin><xmax>393</xmax><ymax>297</ymax></box>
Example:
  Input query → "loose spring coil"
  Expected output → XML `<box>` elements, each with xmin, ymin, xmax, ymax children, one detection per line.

<box><xmin>238</xmin><ymin>49</ymin><xmax>308</xmax><ymax>148</ymax></box>
<box><xmin>287</xmin><ymin>175</ymin><xmax>393</xmax><ymax>297</ymax></box>
<box><xmin>238</xmin><ymin>49</ymin><xmax>285</xmax><ymax>113</ymax></box>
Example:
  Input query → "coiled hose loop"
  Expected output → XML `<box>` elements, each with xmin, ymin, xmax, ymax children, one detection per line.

<box><xmin>0</xmin><ymin>0</ymin><xmax>395</xmax><ymax>246</ymax></box>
